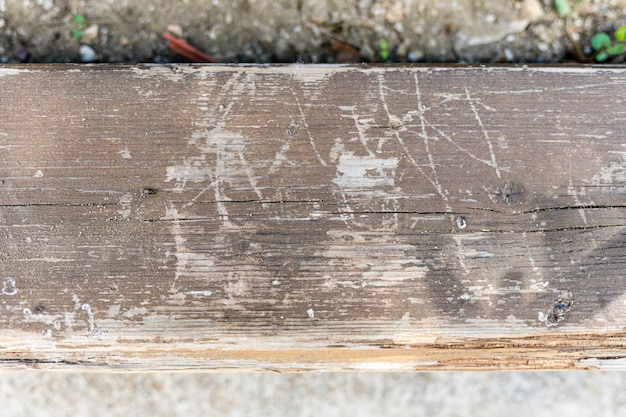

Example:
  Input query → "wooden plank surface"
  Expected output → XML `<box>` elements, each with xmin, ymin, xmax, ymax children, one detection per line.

<box><xmin>0</xmin><ymin>64</ymin><xmax>624</xmax><ymax>371</ymax></box>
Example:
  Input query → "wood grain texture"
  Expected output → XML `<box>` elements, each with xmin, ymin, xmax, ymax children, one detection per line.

<box><xmin>0</xmin><ymin>64</ymin><xmax>624</xmax><ymax>371</ymax></box>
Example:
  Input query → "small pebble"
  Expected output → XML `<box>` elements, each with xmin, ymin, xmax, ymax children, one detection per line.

<box><xmin>407</xmin><ymin>50</ymin><xmax>423</xmax><ymax>62</ymax></box>
<box><xmin>81</xmin><ymin>24</ymin><xmax>99</xmax><ymax>42</ymax></box>
<box><xmin>166</xmin><ymin>24</ymin><xmax>183</xmax><ymax>38</ymax></box>
<box><xmin>521</xmin><ymin>0</ymin><xmax>544</xmax><ymax>22</ymax></box>
<box><xmin>504</xmin><ymin>48</ymin><xmax>514</xmax><ymax>61</ymax></box>
<box><xmin>385</xmin><ymin>2</ymin><xmax>405</xmax><ymax>23</ymax></box>
<box><xmin>12</xmin><ymin>45</ymin><xmax>29</xmax><ymax>62</ymax></box>
<box><xmin>79</xmin><ymin>44</ymin><xmax>97</xmax><ymax>62</ymax></box>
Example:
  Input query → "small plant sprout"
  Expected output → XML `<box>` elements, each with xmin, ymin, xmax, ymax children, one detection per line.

<box><xmin>379</xmin><ymin>39</ymin><xmax>389</xmax><ymax>61</ymax></box>
<box><xmin>554</xmin><ymin>0</ymin><xmax>570</xmax><ymax>17</ymax></box>
<box><xmin>591</xmin><ymin>26</ymin><xmax>626</xmax><ymax>62</ymax></box>
<box><xmin>72</xmin><ymin>14</ymin><xmax>87</xmax><ymax>40</ymax></box>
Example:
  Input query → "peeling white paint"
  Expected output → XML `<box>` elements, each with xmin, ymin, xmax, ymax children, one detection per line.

<box><xmin>306</xmin><ymin>308</ymin><xmax>315</xmax><ymax>318</ymax></box>
<box><xmin>333</xmin><ymin>152</ymin><xmax>399</xmax><ymax>190</ymax></box>
<box><xmin>576</xmin><ymin>357</ymin><xmax>626</xmax><ymax>370</ymax></box>
<box><xmin>0</xmin><ymin>68</ymin><xmax>31</xmax><ymax>78</ymax></box>
<box><xmin>308</xmin><ymin>212</ymin><xmax>323</xmax><ymax>221</ymax></box>
<box><xmin>185</xmin><ymin>290</ymin><xmax>213</xmax><ymax>296</ymax></box>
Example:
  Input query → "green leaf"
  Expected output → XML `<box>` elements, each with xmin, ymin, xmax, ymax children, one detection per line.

<box><xmin>554</xmin><ymin>0</ymin><xmax>570</xmax><ymax>17</ymax></box>
<box><xmin>72</xmin><ymin>15</ymin><xmax>85</xmax><ymax>26</ymax></box>
<box><xmin>591</xmin><ymin>33</ymin><xmax>611</xmax><ymax>51</ymax></box>
<box><xmin>595</xmin><ymin>51</ymin><xmax>609</xmax><ymax>62</ymax></box>
<box><xmin>607</xmin><ymin>43</ymin><xmax>626</xmax><ymax>55</ymax></box>
<box><xmin>379</xmin><ymin>39</ymin><xmax>389</xmax><ymax>61</ymax></box>
<box><xmin>72</xmin><ymin>29</ymin><xmax>83</xmax><ymax>40</ymax></box>
<box><xmin>615</xmin><ymin>26</ymin><xmax>626</xmax><ymax>42</ymax></box>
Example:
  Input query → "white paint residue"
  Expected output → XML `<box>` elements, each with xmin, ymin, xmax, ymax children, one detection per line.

<box><xmin>307</xmin><ymin>308</ymin><xmax>315</xmax><ymax>318</ymax></box>
<box><xmin>22</xmin><ymin>308</ymin><xmax>63</xmax><ymax>333</ymax></box>
<box><xmin>106</xmin><ymin>304</ymin><xmax>121</xmax><ymax>318</ymax></box>
<box><xmin>568</xmin><ymin>182</ymin><xmax>588</xmax><ymax>225</ymax></box>
<box><xmin>576</xmin><ymin>357</ymin><xmax>626</xmax><ymax>370</ymax></box>
<box><xmin>118</xmin><ymin>192</ymin><xmax>133</xmax><ymax>219</ymax></box>
<box><xmin>224</xmin><ymin>280</ymin><xmax>249</xmax><ymax>298</ymax></box>
<box><xmin>81</xmin><ymin>303</ymin><xmax>95</xmax><ymax>331</ymax></box>
<box><xmin>0</xmin><ymin>68</ymin><xmax>31</xmax><ymax>78</ymax></box>
<box><xmin>308</xmin><ymin>212</ymin><xmax>323</xmax><ymax>221</ymax></box>
<box><xmin>528</xmin><ymin>67</ymin><xmax>626</xmax><ymax>74</ymax></box>
<box><xmin>130</xmin><ymin>65</ymin><xmax>190</xmax><ymax>82</ymax></box>
<box><xmin>333</xmin><ymin>152</ymin><xmax>399</xmax><ymax>190</ymax></box>
<box><xmin>119</xmin><ymin>148</ymin><xmax>132</xmax><ymax>159</ymax></box>
<box><xmin>34</xmin><ymin>170</ymin><xmax>44</xmax><ymax>178</ymax></box>
<box><xmin>2</xmin><ymin>278</ymin><xmax>18</xmax><ymax>295</ymax></box>
<box><xmin>124</xmin><ymin>307</ymin><xmax>148</xmax><ymax>317</ymax></box>
<box><xmin>119</xmin><ymin>193</ymin><xmax>132</xmax><ymax>205</ymax></box>
<box><xmin>340</xmin><ymin>106</ymin><xmax>378</xmax><ymax>156</ymax></box>
<box><xmin>270</xmin><ymin>64</ymin><xmax>351</xmax><ymax>83</ymax></box>
<box><xmin>185</xmin><ymin>290</ymin><xmax>213</xmax><ymax>296</ymax></box>
<box><xmin>165</xmin><ymin>164</ymin><xmax>211</xmax><ymax>184</ymax></box>
<box><xmin>589</xmin><ymin>150</ymin><xmax>626</xmax><ymax>193</ymax></box>
<box><xmin>166</xmin><ymin>206</ymin><xmax>215</xmax><ymax>293</ymax></box>
<box><xmin>268</xmin><ymin>142</ymin><xmax>291</xmax><ymax>174</ymax></box>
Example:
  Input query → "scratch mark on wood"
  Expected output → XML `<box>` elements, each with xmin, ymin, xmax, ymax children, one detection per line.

<box><xmin>289</xmin><ymin>86</ymin><xmax>327</xmax><ymax>166</ymax></box>
<box><xmin>340</xmin><ymin>106</ymin><xmax>375</xmax><ymax>157</ymax></box>
<box><xmin>465</xmin><ymin>87</ymin><xmax>501</xmax><ymax>179</ymax></box>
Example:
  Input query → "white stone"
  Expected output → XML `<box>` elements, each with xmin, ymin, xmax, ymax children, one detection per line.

<box><xmin>79</xmin><ymin>44</ymin><xmax>97</xmax><ymax>62</ymax></box>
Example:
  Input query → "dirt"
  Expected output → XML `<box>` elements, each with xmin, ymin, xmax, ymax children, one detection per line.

<box><xmin>0</xmin><ymin>0</ymin><xmax>625</xmax><ymax>64</ymax></box>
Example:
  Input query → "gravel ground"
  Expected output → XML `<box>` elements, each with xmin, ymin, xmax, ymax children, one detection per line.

<box><xmin>1</xmin><ymin>0</ymin><xmax>626</xmax><ymax>63</ymax></box>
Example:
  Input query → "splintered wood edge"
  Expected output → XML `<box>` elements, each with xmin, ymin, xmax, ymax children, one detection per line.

<box><xmin>0</xmin><ymin>64</ymin><xmax>625</xmax><ymax>371</ymax></box>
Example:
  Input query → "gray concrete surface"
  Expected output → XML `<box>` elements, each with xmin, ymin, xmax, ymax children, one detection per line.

<box><xmin>1</xmin><ymin>371</ymin><xmax>625</xmax><ymax>416</ymax></box>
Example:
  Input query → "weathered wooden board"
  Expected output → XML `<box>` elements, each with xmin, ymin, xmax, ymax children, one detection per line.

<box><xmin>0</xmin><ymin>64</ymin><xmax>624</xmax><ymax>371</ymax></box>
